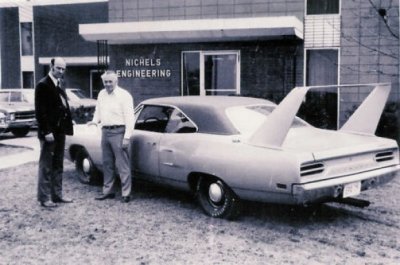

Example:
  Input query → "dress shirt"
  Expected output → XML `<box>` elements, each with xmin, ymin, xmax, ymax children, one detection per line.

<box><xmin>92</xmin><ymin>86</ymin><xmax>134</xmax><ymax>139</ymax></box>
<box><xmin>49</xmin><ymin>73</ymin><xmax>67</xmax><ymax>108</ymax></box>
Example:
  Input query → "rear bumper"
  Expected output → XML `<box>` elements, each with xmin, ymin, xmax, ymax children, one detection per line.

<box><xmin>292</xmin><ymin>165</ymin><xmax>400</xmax><ymax>205</ymax></box>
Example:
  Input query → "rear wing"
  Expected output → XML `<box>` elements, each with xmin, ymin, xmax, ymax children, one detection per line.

<box><xmin>248</xmin><ymin>83</ymin><xmax>391</xmax><ymax>148</ymax></box>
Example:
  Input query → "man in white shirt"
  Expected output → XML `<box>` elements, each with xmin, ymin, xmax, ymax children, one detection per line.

<box><xmin>89</xmin><ymin>70</ymin><xmax>134</xmax><ymax>202</ymax></box>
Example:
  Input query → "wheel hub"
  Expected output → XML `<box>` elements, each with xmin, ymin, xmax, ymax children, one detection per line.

<box><xmin>209</xmin><ymin>182</ymin><xmax>224</xmax><ymax>203</ymax></box>
<box><xmin>82</xmin><ymin>158</ymin><xmax>91</xmax><ymax>173</ymax></box>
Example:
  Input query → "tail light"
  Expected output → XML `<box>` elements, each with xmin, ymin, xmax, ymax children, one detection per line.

<box><xmin>300</xmin><ymin>162</ymin><xmax>324</xmax><ymax>176</ymax></box>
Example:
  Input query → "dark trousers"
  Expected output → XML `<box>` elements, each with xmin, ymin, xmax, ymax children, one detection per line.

<box><xmin>37</xmin><ymin>133</ymin><xmax>66</xmax><ymax>202</ymax></box>
<box><xmin>101</xmin><ymin>127</ymin><xmax>132</xmax><ymax>197</ymax></box>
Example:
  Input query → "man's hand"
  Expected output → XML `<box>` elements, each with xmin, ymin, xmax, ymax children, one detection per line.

<box><xmin>44</xmin><ymin>133</ymin><xmax>54</xmax><ymax>142</ymax></box>
<box><xmin>122</xmin><ymin>138</ymin><xmax>130</xmax><ymax>149</ymax></box>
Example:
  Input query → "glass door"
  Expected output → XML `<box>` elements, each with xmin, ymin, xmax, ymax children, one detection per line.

<box><xmin>182</xmin><ymin>51</ymin><xmax>240</xmax><ymax>96</ymax></box>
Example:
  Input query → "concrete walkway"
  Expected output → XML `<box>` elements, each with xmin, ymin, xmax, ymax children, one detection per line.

<box><xmin>0</xmin><ymin>133</ymin><xmax>40</xmax><ymax>170</ymax></box>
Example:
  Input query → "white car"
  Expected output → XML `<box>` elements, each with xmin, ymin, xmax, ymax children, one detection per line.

<box><xmin>22</xmin><ymin>88</ymin><xmax>96</xmax><ymax>123</ymax></box>
<box><xmin>65</xmin><ymin>84</ymin><xmax>400</xmax><ymax>219</ymax></box>
<box><xmin>0</xmin><ymin>89</ymin><xmax>36</xmax><ymax>137</ymax></box>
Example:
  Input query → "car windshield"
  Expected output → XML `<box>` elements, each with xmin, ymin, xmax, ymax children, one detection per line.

<box><xmin>68</xmin><ymin>89</ymin><xmax>88</xmax><ymax>99</ymax></box>
<box><xmin>226</xmin><ymin>104</ymin><xmax>308</xmax><ymax>136</ymax></box>
<box><xmin>22</xmin><ymin>91</ymin><xmax>34</xmax><ymax>103</ymax></box>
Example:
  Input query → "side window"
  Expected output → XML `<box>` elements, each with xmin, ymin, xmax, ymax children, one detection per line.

<box><xmin>165</xmin><ymin>108</ymin><xmax>197</xmax><ymax>133</ymax></box>
<box><xmin>134</xmin><ymin>105</ymin><xmax>170</xmax><ymax>132</ymax></box>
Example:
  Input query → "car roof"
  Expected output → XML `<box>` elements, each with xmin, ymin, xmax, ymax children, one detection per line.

<box><xmin>0</xmin><ymin>88</ymin><xmax>26</xmax><ymax>92</ymax></box>
<box><xmin>141</xmin><ymin>96</ymin><xmax>276</xmax><ymax>135</ymax></box>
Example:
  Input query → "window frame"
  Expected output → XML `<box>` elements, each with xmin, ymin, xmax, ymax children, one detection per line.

<box><xmin>135</xmin><ymin>104</ymin><xmax>198</xmax><ymax>134</ymax></box>
<box><xmin>181</xmin><ymin>50</ymin><xmax>241</xmax><ymax>96</ymax></box>
<box><xmin>306</xmin><ymin>0</ymin><xmax>341</xmax><ymax>16</ymax></box>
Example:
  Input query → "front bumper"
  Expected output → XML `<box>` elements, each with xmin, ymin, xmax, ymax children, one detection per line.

<box><xmin>292</xmin><ymin>165</ymin><xmax>400</xmax><ymax>205</ymax></box>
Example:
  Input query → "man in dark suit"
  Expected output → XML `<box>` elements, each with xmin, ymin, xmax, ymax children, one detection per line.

<box><xmin>35</xmin><ymin>57</ymin><xmax>74</xmax><ymax>207</ymax></box>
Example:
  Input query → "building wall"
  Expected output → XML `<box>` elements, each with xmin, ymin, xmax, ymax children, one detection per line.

<box><xmin>340</xmin><ymin>0</ymin><xmax>399</xmax><ymax>139</ymax></box>
<box><xmin>108</xmin><ymin>0</ymin><xmax>304</xmax><ymax>22</ymax></box>
<box><xmin>340</xmin><ymin>1</ymin><xmax>399</xmax><ymax>111</ymax></box>
<box><xmin>33</xmin><ymin>2</ymin><xmax>108</xmax><ymax>84</ymax></box>
<box><xmin>0</xmin><ymin>7</ymin><xmax>21</xmax><ymax>88</ymax></box>
<box><xmin>109</xmin><ymin>40</ymin><xmax>303</xmax><ymax>104</ymax></box>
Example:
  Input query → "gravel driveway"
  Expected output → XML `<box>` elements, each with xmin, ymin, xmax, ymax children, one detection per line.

<box><xmin>0</xmin><ymin>161</ymin><xmax>399</xmax><ymax>264</ymax></box>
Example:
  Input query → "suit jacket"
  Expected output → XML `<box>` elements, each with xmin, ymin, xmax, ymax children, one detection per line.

<box><xmin>35</xmin><ymin>75</ymin><xmax>73</xmax><ymax>139</ymax></box>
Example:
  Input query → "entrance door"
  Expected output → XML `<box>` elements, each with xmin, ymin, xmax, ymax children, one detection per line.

<box><xmin>90</xmin><ymin>70</ymin><xmax>103</xmax><ymax>99</ymax></box>
<box><xmin>182</xmin><ymin>51</ymin><xmax>240</xmax><ymax>96</ymax></box>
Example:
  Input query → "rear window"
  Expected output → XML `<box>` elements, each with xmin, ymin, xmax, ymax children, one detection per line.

<box><xmin>226</xmin><ymin>105</ymin><xmax>308</xmax><ymax>136</ymax></box>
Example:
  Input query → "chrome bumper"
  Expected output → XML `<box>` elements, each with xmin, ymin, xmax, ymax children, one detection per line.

<box><xmin>292</xmin><ymin>165</ymin><xmax>400</xmax><ymax>205</ymax></box>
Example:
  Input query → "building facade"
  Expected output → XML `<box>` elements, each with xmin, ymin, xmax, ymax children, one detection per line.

<box><xmin>80</xmin><ymin>0</ymin><xmax>399</xmax><ymax>136</ymax></box>
<box><xmin>0</xmin><ymin>0</ymin><xmax>108</xmax><ymax>96</ymax></box>
<box><xmin>1</xmin><ymin>0</ymin><xmax>399</xmax><ymax>140</ymax></box>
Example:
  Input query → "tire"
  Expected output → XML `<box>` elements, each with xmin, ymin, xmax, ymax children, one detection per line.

<box><xmin>11</xmin><ymin>127</ymin><xmax>30</xmax><ymax>137</ymax></box>
<box><xmin>75</xmin><ymin>149</ymin><xmax>99</xmax><ymax>184</ymax></box>
<box><xmin>196</xmin><ymin>176</ymin><xmax>241</xmax><ymax>219</ymax></box>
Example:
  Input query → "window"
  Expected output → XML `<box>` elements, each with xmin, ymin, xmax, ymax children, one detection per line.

<box><xmin>306</xmin><ymin>49</ymin><xmax>338</xmax><ymax>86</ymax></box>
<box><xmin>22</xmin><ymin>71</ymin><xmax>34</xmax><ymax>88</ymax></box>
<box><xmin>182</xmin><ymin>51</ymin><xmax>240</xmax><ymax>96</ymax></box>
<box><xmin>20</xmin><ymin>22</ymin><xmax>33</xmax><ymax>56</ymax></box>
<box><xmin>307</xmin><ymin>0</ymin><xmax>339</xmax><ymax>15</ymax></box>
<box><xmin>182</xmin><ymin>52</ymin><xmax>200</xmax><ymax>96</ymax></box>
<box><xmin>135</xmin><ymin>105</ymin><xmax>197</xmax><ymax>133</ymax></box>
<box><xmin>164</xmin><ymin>109</ymin><xmax>197</xmax><ymax>133</ymax></box>
<box><xmin>303</xmin><ymin>49</ymin><xmax>339</xmax><ymax>130</ymax></box>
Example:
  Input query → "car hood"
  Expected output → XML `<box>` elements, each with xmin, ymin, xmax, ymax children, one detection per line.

<box><xmin>282</xmin><ymin>127</ymin><xmax>398</xmax><ymax>160</ymax></box>
<box><xmin>0</xmin><ymin>102</ymin><xmax>34</xmax><ymax>112</ymax></box>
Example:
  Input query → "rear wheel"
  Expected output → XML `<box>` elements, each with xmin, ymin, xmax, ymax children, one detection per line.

<box><xmin>75</xmin><ymin>149</ymin><xmax>99</xmax><ymax>184</ymax></box>
<box><xmin>196</xmin><ymin>176</ymin><xmax>241</xmax><ymax>219</ymax></box>
<box><xmin>11</xmin><ymin>127</ymin><xmax>30</xmax><ymax>137</ymax></box>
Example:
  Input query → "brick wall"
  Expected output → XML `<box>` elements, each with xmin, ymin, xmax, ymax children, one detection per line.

<box><xmin>340</xmin><ymin>0</ymin><xmax>399</xmax><ymax>126</ymax></box>
<box><xmin>33</xmin><ymin>2</ymin><xmax>108</xmax><ymax>80</ymax></box>
<box><xmin>109</xmin><ymin>0</ymin><xmax>304</xmax><ymax>22</ymax></box>
<box><xmin>109</xmin><ymin>40</ymin><xmax>303</xmax><ymax>104</ymax></box>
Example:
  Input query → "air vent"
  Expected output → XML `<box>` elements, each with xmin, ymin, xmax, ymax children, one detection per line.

<box><xmin>300</xmin><ymin>162</ymin><xmax>324</xmax><ymax>177</ymax></box>
<box><xmin>375</xmin><ymin>151</ymin><xmax>394</xmax><ymax>162</ymax></box>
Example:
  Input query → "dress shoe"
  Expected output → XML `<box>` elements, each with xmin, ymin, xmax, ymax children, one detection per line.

<box><xmin>40</xmin><ymin>201</ymin><xmax>57</xmax><ymax>207</ymax></box>
<box><xmin>53</xmin><ymin>197</ymin><xmax>73</xmax><ymax>203</ymax></box>
<box><xmin>95</xmin><ymin>193</ymin><xmax>115</xmax><ymax>201</ymax></box>
<box><xmin>122</xmin><ymin>196</ymin><xmax>130</xmax><ymax>203</ymax></box>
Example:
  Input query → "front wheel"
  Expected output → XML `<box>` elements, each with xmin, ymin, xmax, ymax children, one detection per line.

<box><xmin>11</xmin><ymin>127</ymin><xmax>30</xmax><ymax>137</ymax></box>
<box><xmin>75</xmin><ymin>149</ymin><xmax>99</xmax><ymax>184</ymax></box>
<box><xmin>196</xmin><ymin>176</ymin><xmax>241</xmax><ymax>219</ymax></box>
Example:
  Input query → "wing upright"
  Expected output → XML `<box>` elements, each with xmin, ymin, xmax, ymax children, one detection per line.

<box><xmin>248</xmin><ymin>86</ymin><xmax>310</xmax><ymax>148</ymax></box>
<box><xmin>340</xmin><ymin>84</ymin><xmax>391</xmax><ymax>135</ymax></box>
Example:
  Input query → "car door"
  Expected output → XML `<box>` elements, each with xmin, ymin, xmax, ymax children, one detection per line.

<box><xmin>131</xmin><ymin>105</ymin><xmax>169</xmax><ymax>179</ymax></box>
<box><xmin>159</xmin><ymin>108</ymin><xmax>198</xmax><ymax>184</ymax></box>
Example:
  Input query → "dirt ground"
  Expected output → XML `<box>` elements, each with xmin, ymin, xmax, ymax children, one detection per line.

<box><xmin>0</xmin><ymin>161</ymin><xmax>399</xmax><ymax>265</ymax></box>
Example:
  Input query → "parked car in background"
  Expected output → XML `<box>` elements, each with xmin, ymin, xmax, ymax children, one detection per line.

<box><xmin>65</xmin><ymin>84</ymin><xmax>399</xmax><ymax>219</ymax></box>
<box><xmin>0</xmin><ymin>89</ymin><xmax>36</xmax><ymax>137</ymax></box>
<box><xmin>21</xmin><ymin>88</ymin><xmax>96</xmax><ymax>124</ymax></box>
<box><xmin>65</xmin><ymin>88</ymin><xmax>96</xmax><ymax>124</ymax></box>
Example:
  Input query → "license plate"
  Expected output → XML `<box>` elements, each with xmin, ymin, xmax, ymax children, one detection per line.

<box><xmin>343</xmin><ymin>181</ymin><xmax>361</xmax><ymax>198</ymax></box>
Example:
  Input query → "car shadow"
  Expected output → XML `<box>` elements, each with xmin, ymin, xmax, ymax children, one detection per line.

<box><xmin>66</xmin><ymin>171</ymin><xmax>360</xmax><ymax>223</ymax></box>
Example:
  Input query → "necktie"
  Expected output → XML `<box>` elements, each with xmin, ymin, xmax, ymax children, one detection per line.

<box><xmin>57</xmin><ymin>80</ymin><xmax>67</xmax><ymax>108</ymax></box>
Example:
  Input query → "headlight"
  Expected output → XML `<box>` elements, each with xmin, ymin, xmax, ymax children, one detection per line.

<box><xmin>9</xmin><ymin>113</ymin><xmax>15</xmax><ymax>121</ymax></box>
<box><xmin>0</xmin><ymin>112</ymin><xmax>6</xmax><ymax>124</ymax></box>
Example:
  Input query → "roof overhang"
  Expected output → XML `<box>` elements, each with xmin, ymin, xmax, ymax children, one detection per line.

<box><xmin>79</xmin><ymin>16</ymin><xmax>303</xmax><ymax>44</ymax></box>
<box><xmin>38</xmin><ymin>56</ymin><xmax>109</xmax><ymax>66</ymax></box>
